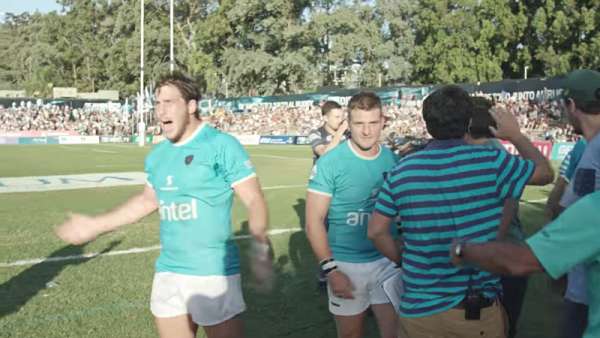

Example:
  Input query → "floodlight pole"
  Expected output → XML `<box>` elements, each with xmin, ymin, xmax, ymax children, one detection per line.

<box><xmin>138</xmin><ymin>0</ymin><xmax>146</xmax><ymax>147</ymax></box>
<box><xmin>169</xmin><ymin>0</ymin><xmax>174</xmax><ymax>72</ymax></box>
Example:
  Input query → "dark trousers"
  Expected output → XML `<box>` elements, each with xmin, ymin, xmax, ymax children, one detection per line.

<box><xmin>501</xmin><ymin>276</ymin><xmax>528</xmax><ymax>338</ymax></box>
<box><xmin>562</xmin><ymin>299</ymin><xmax>588</xmax><ymax>338</ymax></box>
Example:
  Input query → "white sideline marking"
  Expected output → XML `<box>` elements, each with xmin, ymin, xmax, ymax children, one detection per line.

<box><xmin>0</xmin><ymin>172</ymin><xmax>147</xmax><ymax>193</ymax></box>
<box><xmin>0</xmin><ymin>172</ymin><xmax>305</xmax><ymax>194</ymax></box>
<box><xmin>0</xmin><ymin>227</ymin><xmax>302</xmax><ymax>268</ymax></box>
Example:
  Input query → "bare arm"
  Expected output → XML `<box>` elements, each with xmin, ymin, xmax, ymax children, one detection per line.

<box><xmin>55</xmin><ymin>185</ymin><xmax>158</xmax><ymax>245</ymax></box>
<box><xmin>234</xmin><ymin>176</ymin><xmax>269</xmax><ymax>243</ymax></box>
<box><xmin>305</xmin><ymin>190</ymin><xmax>355</xmax><ymax>298</ymax></box>
<box><xmin>545</xmin><ymin>177</ymin><xmax>568</xmax><ymax>220</ymax></box>
<box><xmin>497</xmin><ymin>199</ymin><xmax>517</xmax><ymax>240</ymax></box>
<box><xmin>490</xmin><ymin>108</ymin><xmax>554</xmax><ymax>185</ymax></box>
<box><xmin>234</xmin><ymin>176</ymin><xmax>273</xmax><ymax>291</ymax></box>
<box><xmin>450</xmin><ymin>241</ymin><xmax>544</xmax><ymax>276</ymax></box>
<box><xmin>305</xmin><ymin>191</ymin><xmax>333</xmax><ymax>261</ymax></box>
<box><xmin>367</xmin><ymin>211</ymin><xmax>401</xmax><ymax>265</ymax></box>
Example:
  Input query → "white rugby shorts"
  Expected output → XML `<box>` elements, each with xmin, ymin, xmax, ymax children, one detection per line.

<box><xmin>327</xmin><ymin>257</ymin><xmax>399</xmax><ymax>316</ymax></box>
<box><xmin>150</xmin><ymin>272</ymin><xmax>246</xmax><ymax>326</ymax></box>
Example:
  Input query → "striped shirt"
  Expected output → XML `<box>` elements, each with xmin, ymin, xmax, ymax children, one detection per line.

<box><xmin>374</xmin><ymin>139</ymin><xmax>535</xmax><ymax>317</ymax></box>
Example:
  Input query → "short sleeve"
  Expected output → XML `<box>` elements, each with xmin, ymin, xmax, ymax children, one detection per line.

<box><xmin>308</xmin><ymin>129</ymin><xmax>327</xmax><ymax>153</ymax></box>
<box><xmin>559</xmin><ymin>151</ymin><xmax>572</xmax><ymax>180</ymax></box>
<box><xmin>527</xmin><ymin>191</ymin><xmax>600</xmax><ymax>279</ymax></box>
<box><xmin>144</xmin><ymin>154</ymin><xmax>155</xmax><ymax>188</ymax></box>
<box><xmin>495</xmin><ymin>151</ymin><xmax>535</xmax><ymax>200</ymax></box>
<box><xmin>219</xmin><ymin>135</ymin><xmax>256</xmax><ymax>187</ymax></box>
<box><xmin>374</xmin><ymin>176</ymin><xmax>398</xmax><ymax>218</ymax></box>
<box><xmin>307</xmin><ymin>157</ymin><xmax>334</xmax><ymax>197</ymax></box>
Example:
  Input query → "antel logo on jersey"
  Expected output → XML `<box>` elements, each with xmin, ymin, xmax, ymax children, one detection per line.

<box><xmin>346</xmin><ymin>211</ymin><xmax>371</xmax><ymax>227</ymax></box>
<box><xmin>159</xmin><ymin>199</ymin><xmax>198</xmax><ymax>221</ymax></box>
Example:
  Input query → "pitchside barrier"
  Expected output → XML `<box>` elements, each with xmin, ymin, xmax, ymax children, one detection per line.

<box><xmin>0</xmin><ymin>133</ymin><xmax>575</xmax><ymax>161</ymax></box>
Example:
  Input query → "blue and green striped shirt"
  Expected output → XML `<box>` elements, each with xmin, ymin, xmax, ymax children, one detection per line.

<box><xmin>374</xmin><ymin>139</ymin><xmax>535</xmax><ymax>317</ymax></box>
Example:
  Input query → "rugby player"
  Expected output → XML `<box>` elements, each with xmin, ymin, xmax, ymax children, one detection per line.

<box><xmin>55</xmin><ymin>71</ymin><xmax>272</xmax><ymax>338</ymax></box>
<box><xmin>305</xmin><ymin>92</ymin><xmax>400</xmax><ymax>338</ymax></box>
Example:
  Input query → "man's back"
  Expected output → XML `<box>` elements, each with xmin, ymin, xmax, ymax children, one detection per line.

<box><xmin>375</xmin><ymin>139</ymin><xmax>534</xmax><ymax>317</ymax></box>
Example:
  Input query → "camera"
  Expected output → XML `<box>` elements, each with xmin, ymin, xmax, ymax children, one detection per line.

<box><xmin>464</xmin><ymin>289</ymin><xmax>486</xmax><ymax>320</ymax></box>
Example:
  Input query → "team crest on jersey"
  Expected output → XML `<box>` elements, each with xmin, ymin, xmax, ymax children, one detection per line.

<box><xmin>185</xmin><ymin>155</ymin><xmax>194</xmax><ymax>165</ymax></box>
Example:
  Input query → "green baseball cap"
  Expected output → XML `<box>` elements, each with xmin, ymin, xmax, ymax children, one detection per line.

<box><xmin>562</xmin><ymin>69</ymin><xmax>600</xmax><ymax>107</ymax></box>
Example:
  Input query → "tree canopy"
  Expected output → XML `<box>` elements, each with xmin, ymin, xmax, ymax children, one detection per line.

<box><xmin>0</xmin><ymin>0</ymin><xmax>598</xmax><ymax>98</ymax></box>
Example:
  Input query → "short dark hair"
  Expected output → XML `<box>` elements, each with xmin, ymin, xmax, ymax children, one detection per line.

<box><xmin>156</xmin><ymin>71</ymin><xmax>201</xmax><ymax>118</ymax></box>
<box><xmin>468</xmin><ymin>96</ymin><xmax>496</xmax><ymax>139</ymax></box>
<box><xmin>422</xmin><ymin>85</ymin><xmax>472</xmax><ymax>139</ymax></box>
<box><xmin>321</xmin><ymin>101</ymin><xmax>342</xmax><ymax>116</ymax></box>
<box><xmin>347</xmin><ymin>92</ymin><xmax>382</xmax><ymax>121</ymax></box>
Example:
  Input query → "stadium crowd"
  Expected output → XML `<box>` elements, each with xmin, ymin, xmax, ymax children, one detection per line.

<box><xmin>205</xmin><ymin>96</ymin><xmax>576</xmax><ymax>142</ymax></box>
<box><xmin>0</xmin><ymin>105</ymin><xmax>133</xmax><ymax>136</ymax></box>
<box><xmin>0</xmin><ymin>95</ymin><xmax>577</xmax><ymax>143</ymax></box>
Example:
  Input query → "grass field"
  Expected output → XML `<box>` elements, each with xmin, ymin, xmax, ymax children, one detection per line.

<box><xmin>0</xmin><ymin>143</ymin><xmax>564</xmax><ymax>338</ymax></box>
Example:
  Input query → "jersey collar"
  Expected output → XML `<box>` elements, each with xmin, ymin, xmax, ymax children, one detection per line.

<box><xmin>347</xmin><ymin>140</ymin><xmax>381</xmax><ymax>160</ymax></box>
<box><xmin>173</xmin><ymin>122</ymin><xmax>206</xmax><ymax>147</ymax></box>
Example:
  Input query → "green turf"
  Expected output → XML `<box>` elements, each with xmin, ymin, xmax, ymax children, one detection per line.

<box><xmin>0</xmin><ymin>144</ymin><xmax>563</xmax><ymax>337</ymax></box>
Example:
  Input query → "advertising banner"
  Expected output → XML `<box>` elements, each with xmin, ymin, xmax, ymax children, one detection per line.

<box><xmin>129</xmin><ymin>135</ymin><xmax>154</xmax><ymax>144</ymax></box>
<box><xmin>0</xmin><ymin>137</ymin><xmax>19</xmax><ymax>145</ymax></box>
<box><xmin>100</xmin><ymin>136</ymin><xmax>130</xmax><ymax>143</ymax></box>
<box><xmin>500</xmin><ymin>140</ymin><xmax>553</xmax><ymax>159</ymax></box>
<box><xmin>0</xmin><ymin>130</ymin><xmax>78</xmax><ymax>137</ymax></box>
<box><xmin>231</xmin><ymin>134</ymin><xmax>261</xmax><ymax>145</ymax></box>
<box><xmin>58</xmin><ymin>136</ymin><xmax>100</xmax><ymax>144</ymax></box>
<box><xmin>259</xmin><ymin>135</ymin><xmax>297</xmax><ymax>145</ymax></box>
<box><xmin>18</xmin><ymin>137</ymin><xmax>48</xmax><ymax>145</ymax></box>
<box><xmin>551</xmin><ymin>142</ymin><xmax>575</xmax><ymax>161</ymax></box>
<box><xmin>295</xmin><ymin>136</ymin><xmax>311</xmax><ymax>145</ymax></box>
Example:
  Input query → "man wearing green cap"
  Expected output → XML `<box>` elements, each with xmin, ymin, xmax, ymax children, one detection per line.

<box><xmin>556</xmin><ymin>69</ymin><xmax>600</xmax><ymax>338</ymax></box>
<box><xmin>450</xmin><ymin>69</ymin><xmax>600</xmax><ymax>338</ymax></box>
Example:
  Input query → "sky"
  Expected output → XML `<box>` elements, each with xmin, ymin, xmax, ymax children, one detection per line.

<box><xmin>1</xmin><ymin>0</ymin><xmax>63</xmax><ymax>15</ymax></box>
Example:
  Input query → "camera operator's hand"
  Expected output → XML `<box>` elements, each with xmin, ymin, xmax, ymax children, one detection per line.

<box><xmin>489</xmin><ymin>106</ymin><xmax>522</xmax><ymax>141</ymax></box>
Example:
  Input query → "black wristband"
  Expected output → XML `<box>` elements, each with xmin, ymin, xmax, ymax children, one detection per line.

<box><xmin>323</xmin><ymin>265</ymin><xmax>338</xmax><ymax>276</ymax></box>
<box><xmin>319</xmin><ymin>257</ymin><xmax>334</xmax><ymax>267</ymax></box>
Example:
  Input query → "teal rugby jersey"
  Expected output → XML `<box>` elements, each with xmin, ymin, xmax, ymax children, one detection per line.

<box><xmin>308</xmin><ymin>141</ymin><xmax>398</xmax><ymax>263</ymax></box>
<box><xmin>145</xmin><ymin>124</ymin><xmax>256</xmax><ymax>276</ymax></box>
